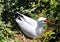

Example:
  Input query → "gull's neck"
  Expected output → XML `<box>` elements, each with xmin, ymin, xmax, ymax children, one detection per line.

<box><xmin>36</xmin><ymin>22</ymin><xmax>46</xmax><ymax>35</ymax></box>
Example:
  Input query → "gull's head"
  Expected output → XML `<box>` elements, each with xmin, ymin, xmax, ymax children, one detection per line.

<box><xmin>38</xmin><ymin>17</ymin><xmax>48</xmax><ymax>23</ymax></box>
<box><xmin>36</xmin><ymin>17</ymin><xmax>48</xmax><ymax>36</ymax></box>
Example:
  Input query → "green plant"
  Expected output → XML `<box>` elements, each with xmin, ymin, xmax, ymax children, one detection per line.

<box><xmin>0</xmin><ymin>0</ymin><xmax>60</xmax><ymax>42</ymax></box>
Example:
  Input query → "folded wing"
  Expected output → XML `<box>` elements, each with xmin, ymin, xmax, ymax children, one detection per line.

<box><xmin>20</xmin><ymin>14</ymin><xmax>37</xmax><ymax>27</ymax></box>
<box><xmin>16</xmin><ymin>17</ymin><xmax>37</xmax><ymax>38</ymax></box>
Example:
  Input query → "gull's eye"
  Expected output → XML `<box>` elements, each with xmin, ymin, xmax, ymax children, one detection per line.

<box><xmin>40</xmin><ymin>20</ymin><xmax>43</xmax><ymax>22</ymax></box>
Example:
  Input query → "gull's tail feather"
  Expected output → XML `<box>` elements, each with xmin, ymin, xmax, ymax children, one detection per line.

<box><xmin>12</xmin><ymin>10</ymin><xmax>24</xmax><ymax>21</ymax></box>
<box><xmin>14</xmin><ymin>12</ymin><xmax>23</xmax><ymax>18</ymax></box>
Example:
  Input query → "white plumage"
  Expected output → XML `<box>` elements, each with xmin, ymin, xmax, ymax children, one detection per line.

<box><xmin>15</xmin><ymin>12</ymin><xmax>47</xmax><ymax>38</ymax></box>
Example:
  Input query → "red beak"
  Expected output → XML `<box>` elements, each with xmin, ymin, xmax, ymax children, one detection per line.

<box><xmin>44</xmin><ymin>19</ymin><xmax>48</xmax><ymax>23</ymax></box>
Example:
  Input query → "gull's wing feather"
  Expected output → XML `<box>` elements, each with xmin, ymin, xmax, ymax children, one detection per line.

<box><xmin>20</xmin><ymin>14</ymin><xmax>37</xmax><ymax>27</ymax></box>
<box><xmin>16</xmin><ymin>17</ymin><xmax>37</xmax><ymax>38</ymax></box>
<box><xmin>15</xmin><ymin>12</ymin><xmax>37</xmax><ymax>27</ymax></box>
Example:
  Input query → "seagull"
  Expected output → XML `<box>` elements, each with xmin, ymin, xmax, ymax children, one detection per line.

<box><xmin>14</xmin><ymin>11</ymin><xmax>48</xmax><ymax>38</ymax></box>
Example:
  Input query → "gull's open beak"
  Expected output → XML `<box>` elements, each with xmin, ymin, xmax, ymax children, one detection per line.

<box><xmin>44</xmin><ymin>19</ymin><xmax>48</xmax><ymax>23</ymax></box>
